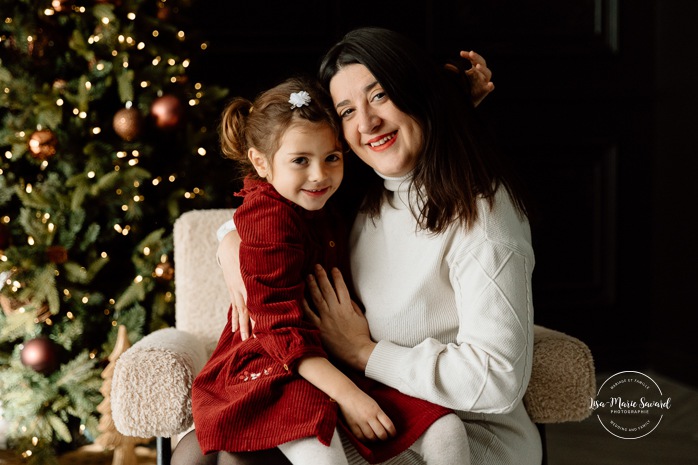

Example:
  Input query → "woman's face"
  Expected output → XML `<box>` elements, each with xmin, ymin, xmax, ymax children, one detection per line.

<box><xmin>329</xmin><ymin>64</ymin><xmax>423</xmax><ymax>177</ymax></box>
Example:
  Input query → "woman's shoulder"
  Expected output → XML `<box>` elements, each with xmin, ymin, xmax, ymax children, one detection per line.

<box><xmin>453</xmin><ymin>187</ymin><xmax>532</xmax><ymax>254</ymax></box>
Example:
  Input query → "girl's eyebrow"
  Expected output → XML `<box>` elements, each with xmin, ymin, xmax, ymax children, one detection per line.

<box><xmin>334</xmin><ymin>80</ymin><xmax>379</xmax><ymax>109</ymax></box>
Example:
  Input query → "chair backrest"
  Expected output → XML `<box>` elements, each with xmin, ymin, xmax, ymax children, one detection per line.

<box><xmin>173</xmin><ymin>208</ymin><xmax>235</xmax><ymax>354</ymax></box>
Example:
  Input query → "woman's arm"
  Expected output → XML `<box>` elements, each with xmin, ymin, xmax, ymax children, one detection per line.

<box><xmin>218</xmin><ymin>228</ymin><xmax>254</xmax><ymax>340</ymax></box>
<box><xmin>307</xmin><ymin>198</ymin><xmax>534</xmax><ymax>414</ymax></box>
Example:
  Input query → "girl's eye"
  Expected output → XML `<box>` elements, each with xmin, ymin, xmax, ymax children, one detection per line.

<box><xmin>291</xmin><ymin>158</ymin><xmax>308</xmax><ymax>165</ymax></box>
<box><xmin>326</xmin><ymin>153</ymin><xmax>341</xmax><ymax>162</ymax></box>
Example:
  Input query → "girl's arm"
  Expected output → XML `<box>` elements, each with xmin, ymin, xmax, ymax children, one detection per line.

<box><xmin>296</xmin><ymin>356</ymin><xmax>395</xmax><ymax>442</ymax></box>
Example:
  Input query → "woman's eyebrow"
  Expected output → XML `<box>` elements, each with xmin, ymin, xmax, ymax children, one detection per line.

<box><xmin>335</xmin><ymin>80</ymin><xmax>380</xmax><ymax>109</ymax></box>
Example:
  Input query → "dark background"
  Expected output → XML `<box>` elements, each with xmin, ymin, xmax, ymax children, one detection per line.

<box><xmin>187</xmin><ymin>0</ymin><xmax>697</xmax><ymax>387</ymax></box>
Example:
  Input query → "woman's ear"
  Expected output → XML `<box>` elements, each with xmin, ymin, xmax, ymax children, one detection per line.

<box><xmin>248</xmin><ymin>148</ymin><xmax>270</xmax><ymax>179</ymax></box>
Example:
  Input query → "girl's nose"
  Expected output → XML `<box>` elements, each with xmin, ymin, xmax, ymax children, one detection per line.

<box><xmin>309</xmin><ymin>163</ymin><xmax>327</xmax><ymax>182</ymax></box>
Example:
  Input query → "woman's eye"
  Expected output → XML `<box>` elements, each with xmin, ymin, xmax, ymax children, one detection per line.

<box><xmin>372</xmin><ymin>91</ymin><xmax>386</xmax><ymax>102</ymax></box>
<box><xmin>339</xmin><ymin>108</ymin><xmax>354</xmax><ymax>118</ymax></box>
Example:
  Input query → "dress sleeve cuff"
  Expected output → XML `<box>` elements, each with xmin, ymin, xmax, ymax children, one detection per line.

<box><xmin>216</xmin><ymin>218</ymin><xmax>236</xmax><ymax>242</ymax></box>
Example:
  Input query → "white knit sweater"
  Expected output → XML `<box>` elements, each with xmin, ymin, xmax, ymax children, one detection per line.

<box><xmin>216</xmin><ymin>173</ymin><xmax>543</xmax><ymax>463</ymax></box>
<box><xmin>349</xmin><ymin>173</ymin><xmax>542</xmax><ymax>464</ymax></box>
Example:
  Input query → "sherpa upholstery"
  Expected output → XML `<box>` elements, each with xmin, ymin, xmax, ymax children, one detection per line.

<box><xmin>112</xmin><ymin>208</ymin><xmax>595</xmax><ymax>440</ymax></box>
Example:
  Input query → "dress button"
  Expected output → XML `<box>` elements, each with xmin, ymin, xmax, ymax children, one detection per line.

<box><xmin>329</xmin><ymin>241</ymin><xmax>335</xmax><ymax>247</ymax></box>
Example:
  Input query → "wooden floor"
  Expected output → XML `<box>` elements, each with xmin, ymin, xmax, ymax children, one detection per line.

<box><xmin>1</xmin><ymin>371</ymin><xmax>696</xmax><ymax>465</ymax></box>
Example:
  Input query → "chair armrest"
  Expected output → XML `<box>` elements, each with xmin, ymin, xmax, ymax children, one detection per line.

<box><xmin>524</xmin><ymin>325</ymin><xmax>596</xmax><ymax>423</ymax></box>
<box><xmin>111</xmin><ymin>328</ymin><xmax>209</xmax><ymax>438</ymax></box>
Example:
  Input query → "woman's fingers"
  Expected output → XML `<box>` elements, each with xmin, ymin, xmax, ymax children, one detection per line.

<box><xmin>306</xmin><ymin>273</ymin><xmax>329</xmax><ymax>315</ymax></box>
<box><xmin>445</xmin><ymin>50</ymin><xmax>494</xmax><ymax>107</ymax></box>
<box><xmin>461</xmin><ymin>50</ymin><xmax>492</xmax><ymax>81</ymax></box>
<box><xmin>313</xmin><ymin>265</ymin><xmax>339</xmax><ymax>305</ymax></box>
<box><xmin>329</xmin><ymin>267</ymin><xmax>352</xmax><ymax>304</ymax></box>
<box><xmin>234</xmin><ymin>305</ymin><xmax>251</xmax><ymax>340</ymax></box>
<box><xmin>302</xmin><ymin>299</ymin><xmax>321</xmax><ymax>327</ymax></box>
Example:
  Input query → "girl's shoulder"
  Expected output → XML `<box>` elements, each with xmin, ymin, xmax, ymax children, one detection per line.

<box><xmin>233</xmin><ymin>180</ymin><xmax>305</xmax><ymax>241</ymax></box>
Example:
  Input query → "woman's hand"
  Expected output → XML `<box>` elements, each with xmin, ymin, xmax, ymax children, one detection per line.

<box><xmin>304</xmin><ymin>266</ymin><xmax>376</xmax><ymax>371</ymax></box>
<box><xmin>464</xmin><ymin>50</ymin><xmax>495</xmax><ymax>106</ymax></box>
<box><xmin>445</xmin><ymin>50</ymin><xmax>495</xmax><ymax>107</ymax></box>
<box><xmin>218</xmin><ymin>230</ymin><xmax>254</xmax><ymax>340</ymax></box>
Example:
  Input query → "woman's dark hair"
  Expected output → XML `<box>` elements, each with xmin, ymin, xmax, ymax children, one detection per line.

<box><xmin>318</xmin><ymin>27</ymin><xmax>527</xmax><ymax>233</ymax></box>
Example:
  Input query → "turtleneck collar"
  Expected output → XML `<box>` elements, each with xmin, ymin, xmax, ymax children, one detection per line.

<box><xmin>375</xmin><ymin>170</ymin><xmax>413</xmax><ymax>192</ymax></box>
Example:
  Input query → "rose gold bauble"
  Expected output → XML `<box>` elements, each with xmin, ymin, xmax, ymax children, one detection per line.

<box><xmin>46</xmin><ymin>245</ymin><xmax>69</xmax><ymax>264</ymax></box>
<box><xmin>113</xmin><ymin>107</ymin><xmax>143</xmax><ymax>141</ymax></box>
<box><xmin>20</xmin><ymin>336</ymin><xmax>60</xmax><ymax>374</ymax></box>
<box><xmin>28</xmin><ymin>129</ymin><xmax>58</xmax><ymax>160</ymax></box>
<box><xmin>154</xmin><ymin>261</ymin><xmax>174</xmax><ymax>282</ymax></box>
<box><xmin>150</xmin><ymin>94</ymin><xmax>184</xmax><ymax>130</ymax></box>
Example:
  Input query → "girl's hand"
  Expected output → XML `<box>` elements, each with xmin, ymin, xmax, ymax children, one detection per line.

<box><xmin>304</xmin><ymin>266</ymin><xmax>376</xmax><ymax>371</ymax></box>
<box><xmin>218</xmin><ymin>230</ymin><xmax>254</xmax><ymax>339</ymax></box>
<box><xmin>337</xmin><ymin>389</ymin><xmax>396</xmax><ymax>442</ymax></box>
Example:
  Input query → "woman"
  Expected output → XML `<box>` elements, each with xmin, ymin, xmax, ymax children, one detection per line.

<box><xmin>209</xmin><ymin>28</ymin><xmax>540</xmax><ymax>465</ymax></box>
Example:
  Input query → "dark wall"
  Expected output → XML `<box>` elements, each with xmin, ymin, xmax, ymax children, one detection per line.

<box><xmin>649</xmin><ymin>1</ymin><xmax>698</xmax><ymax>387</ymax></box>
<box><xmin>189</xmin><ymin>1</ymin><xmax>696</xmax><ymax>386</ymax></box>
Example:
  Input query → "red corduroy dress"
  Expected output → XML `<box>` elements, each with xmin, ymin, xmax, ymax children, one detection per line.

<box><xmin>192</xmin><ymin>178</ymin><xmax>451</xmax><ymax>463</ymax></box>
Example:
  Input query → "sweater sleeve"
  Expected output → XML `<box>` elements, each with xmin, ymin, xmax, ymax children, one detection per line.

<box><xmin>365</xmin><ymin>201</ymin><xmax>535</xmax><ymax>414</ymax></box>
<box><xmin>235</xmin><ymin>194</ymin><xmax>326</xmax><ymax>371</ymax></box>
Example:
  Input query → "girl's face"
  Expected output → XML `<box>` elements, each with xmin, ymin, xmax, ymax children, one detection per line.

<box><xmin>329</xmin><ymin>63</ymin><xmax>423</xmax><ymax>178</ymax></box>
<box><xmin>250</xmin><ymin>121</ymin><xmax>343</xmax><ymax>211</ymax></box>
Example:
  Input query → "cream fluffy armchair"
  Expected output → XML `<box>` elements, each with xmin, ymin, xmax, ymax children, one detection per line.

<box><xmin>111</xmin><ymin>209</ymin><xmax>596</xmax><ymax>465</ymax></box>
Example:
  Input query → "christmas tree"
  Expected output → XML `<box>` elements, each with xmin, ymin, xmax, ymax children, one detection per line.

<box><xmin>0</xmin><ymin>0</ymin><xmax>229</xmax><ymax>463</ymax></box>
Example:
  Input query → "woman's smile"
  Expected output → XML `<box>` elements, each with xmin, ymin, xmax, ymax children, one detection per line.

<box><xmin>330</xmin><ymin>64</ymin><xmax>422</xmax><ymax>177</ymax></box>
<box><xmin>367</xmin><ymin>131</ymin><xmax>397</xmax><ymax>150</ymax></box>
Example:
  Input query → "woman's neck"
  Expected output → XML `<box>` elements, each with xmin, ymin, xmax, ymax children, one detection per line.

<box><xmin>375</xmin><ymin>170</ymin><xmax>412</xmax><ymax>192</ymax></box>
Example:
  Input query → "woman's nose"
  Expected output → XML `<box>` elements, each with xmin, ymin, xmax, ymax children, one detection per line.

<box><xmin>357</xmin><ymin>108</ymin><xmax>380</xmax><ymax>134</ymax></box>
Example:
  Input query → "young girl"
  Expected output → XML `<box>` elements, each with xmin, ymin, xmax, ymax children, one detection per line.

<box><xmin>186</xmin><ymin>76</ymin><xmax>470</xmax><ymax>465</ymax></box>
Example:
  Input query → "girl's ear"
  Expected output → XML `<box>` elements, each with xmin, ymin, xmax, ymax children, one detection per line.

<box><xmin>248</xmin><ymin>148</ymin><xmax>270</xmax><ymax>179</ymax></box>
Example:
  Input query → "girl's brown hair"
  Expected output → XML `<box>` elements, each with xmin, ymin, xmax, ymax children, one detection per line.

<box><xmin>218</xmin><ymin>75</ymin><xmax>341</xmax><ymax>180</ymax></box>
